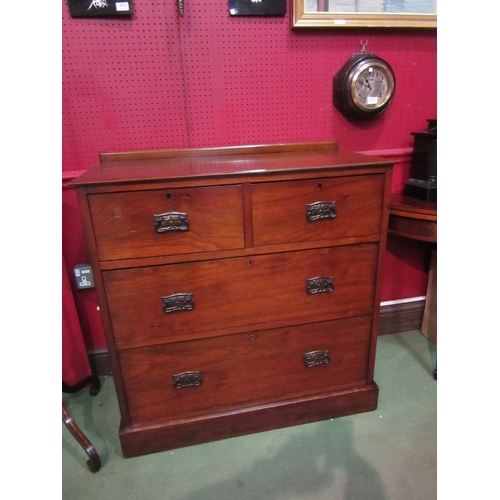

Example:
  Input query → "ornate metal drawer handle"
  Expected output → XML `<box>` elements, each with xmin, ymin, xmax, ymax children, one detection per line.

<box><xmin>162</xmin><ymin>293</ymin><xmax>194</xmax><ymax>313</ymax></box>
<box><xmin>306</xmin><ymin>277</ymin><xmax>334</xmax><ymax>294</ymax></box>
<box><xmin>306</xmin><ymin>201</ymin><xmax>337</xmax><ymax>221</ymax></box>
<box><xmin>154</xmin><ymin>212</ymin><xmax>189</xmax><ymax>233</ymax></box>
<box><xmin>173</xmin><ymin>371</ymin><xmax>202</xmax><ymax>390</ymax></box>
<box><xmin>303</xmin><ymin>350</ymin><xmax>330</xmax><ymax>368</ymax></box>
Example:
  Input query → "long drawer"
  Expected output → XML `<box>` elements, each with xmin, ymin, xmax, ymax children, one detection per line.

<box><xmin>88</xmin><ymin>185</ymin><xmax>245</xmax><ymax>261</ymax></box>
<box><xmin>252</xmin><ymin>174</ymin><xmax>385</xmax><ymax>246</ymax></box>
<box><xmin>103</xmin><ymin>243</ymin><xmax>378</xmax><ymax>347</ymax></box>
<box><xmin>118</xmin><ymin>316</ymin><xmax>373</xmax><ymax>426</ymax></box>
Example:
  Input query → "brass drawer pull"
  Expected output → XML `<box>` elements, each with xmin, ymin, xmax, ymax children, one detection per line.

<box><xmin>304</xmin><ymin>350</ymin><xmax>330</xmax><ymax>368</ymax></box>
<box><xmin>173</xmin><ymin>371</ymin><xmax>202</xmax><ymax>390</ymax></box>
<box><xmin>306</xmin><ymin>201</ymin><xmax>336</xmax><ymax>222</ymax></box>
<box><xmin>154</xmin><ymin>212</ymin><xmax>189</xmax><ymax>233</ymax></box>
<box><xmin>306</xmin><ymin>277</ymin><xmax>334</xmax><ymax>294</ymax></box>
<box><xmin>162</xmin><ymin>293</ymin><xmax>194</xmax><ymax>313</ymax></box>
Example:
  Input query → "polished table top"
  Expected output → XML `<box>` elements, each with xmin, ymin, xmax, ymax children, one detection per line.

<box><xmin>388</xmin><ymin>193</ymin><xmax>437</xmax><ymax>243</ymax></box>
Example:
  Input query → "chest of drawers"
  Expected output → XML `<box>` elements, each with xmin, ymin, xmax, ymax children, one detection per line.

<box><xmin>72</xmin><ymin>142</ymin><xmax>393</xmax><ymax>458</ymax></box>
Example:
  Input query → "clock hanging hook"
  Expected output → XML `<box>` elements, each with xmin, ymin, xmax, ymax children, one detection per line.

<box><xmin>360</xmin><ymin>40</ymin><xmax>368</xmax><ymax>53</ymax></box>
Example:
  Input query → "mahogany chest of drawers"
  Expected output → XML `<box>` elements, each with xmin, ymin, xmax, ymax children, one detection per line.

<box><xmin>72</xmin><ymin>142</ymin><xmax>393</xmax><ymax>458</ymax></box>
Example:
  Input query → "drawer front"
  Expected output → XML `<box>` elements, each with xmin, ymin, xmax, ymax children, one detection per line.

<box><xmin>88</xmin><ymin>185</ymin><xmax>245</xmax><ymax>261</ymax></box>
<box><xmin>252</xmin><ymin>174</ymin><xmax>385</xmax><ymax>246</ymax></box>
<box><xmin>119</xmin><ymin>316</ymin><xmax>373</xmax><ymax>425</ymax></box>
<box><xmin>103</xmin><ymin>243</ymin><xmax>378</xmax><ymax>347</ymax></box>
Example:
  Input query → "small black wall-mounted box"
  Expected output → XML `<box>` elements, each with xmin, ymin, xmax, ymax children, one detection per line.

<box><xmin>229</xmin><ymin>0</ymin><xmax>286</xmax><ymax>16</ymax></box>
<box><xmin>67</xmin><ymin>0</ymin><xmax>133</xmax><ymax>18</ymax></box>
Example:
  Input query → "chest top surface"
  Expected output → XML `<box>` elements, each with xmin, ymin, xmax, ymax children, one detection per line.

<box><xmin>70</xmin><ymin>142</ymin><xmax>392</xmax><ymax>187</ymax></box>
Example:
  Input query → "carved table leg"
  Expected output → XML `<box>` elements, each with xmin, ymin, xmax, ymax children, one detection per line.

<box><xmin>62</xmin><ymin>401</ymin><xmax>101</xmax><ymax>472</ymax></box>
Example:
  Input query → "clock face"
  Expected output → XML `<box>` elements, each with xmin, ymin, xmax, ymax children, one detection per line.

<box><xmin>351</xmin><ymin>61</ymin><xmax>395</xmax><ymax>112</ymax></box>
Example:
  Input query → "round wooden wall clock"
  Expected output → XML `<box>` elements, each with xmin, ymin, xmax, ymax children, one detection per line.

<box><xmin>333</xmin><ymin>44</ymin><xmax>396</xmax><ymax>121</ymax></box>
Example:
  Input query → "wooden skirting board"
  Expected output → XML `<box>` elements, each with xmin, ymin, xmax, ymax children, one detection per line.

<box><xmin>378</xmin><ymin>299</ymin><xmax>425</xmax><ymax>336</ymax></box>
<box><xmin>88</xmin><ymin>300</ymin><xmax>425</xmax><ymax>377</ymax></box>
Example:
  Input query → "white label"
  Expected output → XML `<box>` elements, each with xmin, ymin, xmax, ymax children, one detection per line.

<box><xmin>367</xmin><ymin>96</ymin><xmax>378</xmax><ymax>105</ymax></box>
<box><xmin>115</xmin><ymin>2</ymin><xmax>129</xmax><ymax>11</ymax></box>
<box><xmin>333</xmin><ymin>19</ymin><xmax>346</xmax><ymax>24</ymax></box>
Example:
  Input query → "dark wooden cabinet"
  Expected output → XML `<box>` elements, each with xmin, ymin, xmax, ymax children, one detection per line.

<box><xmin>72</xmin><ymin>142</ymin><xmax>393</xmax><ymax>458</ymax></box>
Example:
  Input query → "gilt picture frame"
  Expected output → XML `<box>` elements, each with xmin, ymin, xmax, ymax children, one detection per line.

<box><xmin>292</xmin><ymin>0</ymin><xmax>437</xmax><ymax>29</ymax></box>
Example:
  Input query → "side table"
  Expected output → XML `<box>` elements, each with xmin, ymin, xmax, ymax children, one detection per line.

<box><xmin>388</xmin><ymin>194</ymin><xmax>437</xmax><ymax>379</ymax></box>
<box><xmin>388</xmin><ymin>194</ymin><xmax>436</xmax><ymax>244</ymax></box>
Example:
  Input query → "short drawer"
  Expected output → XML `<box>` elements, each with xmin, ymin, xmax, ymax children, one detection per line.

<box><xmin>103</xmin><ymin>243</ymin><xmax>378</xmax><ymax>348</ymax></box>
<box><xmin>88</xmin><ymin>185</ymin><xmax>245</xmax><ymax>261</ymax></box>
<box><xmin>251</xmin><ymin>174</ymin><xmax>385</xmax><ymax>246</ymax></box>
<box><xmin>118</xmin><ymin>315</ymin><xmax>373</xmax><ymax>426</ymax></box>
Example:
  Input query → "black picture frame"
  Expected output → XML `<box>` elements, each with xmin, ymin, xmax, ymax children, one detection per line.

<box><xmin>67</xmin><ymin>0</ymin><xmax>133</xmax><ymax>18</ymax></box>
<box><xmin>229</xmin><ymin>0</ymin><xmax>286</xmax><ymax>17</ymax></box>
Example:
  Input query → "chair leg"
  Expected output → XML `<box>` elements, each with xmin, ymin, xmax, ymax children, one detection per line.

<box><xmin>62</xmin><ymin>401</ymin><xmax>101</xmax><ymax>472</ymax></box>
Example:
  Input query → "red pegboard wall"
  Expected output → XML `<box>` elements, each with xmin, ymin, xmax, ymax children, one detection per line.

<box><xmin>62</xmin><ymin>0</ymin><xmax>437</xmax><ymax>172</ymax></box>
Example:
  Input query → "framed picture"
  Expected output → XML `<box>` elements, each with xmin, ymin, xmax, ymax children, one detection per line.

<box><xmin>229</xmin><ymin>0</ymin><xmax>286</xmax><ymax>16</ymax></box>
<box><xmin>67</xmin><ymin>0</ymin><xmax>133</xmax><ymax>18</ymax></box>
<box><xmin>292</xmin><ymin>0</ymin><xmax>437</xmax><ymax>28</ymax></box>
